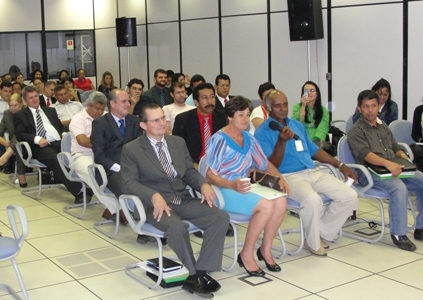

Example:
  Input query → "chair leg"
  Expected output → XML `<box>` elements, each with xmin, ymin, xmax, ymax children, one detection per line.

<box><xmin>93</xmin><ymin>198</ymin><xmax>120</xmax><ymax>238</ymax></box>
<box><xmin>11</xmin><ymin>257</ymin><xmax>28</xmax><ymax>300</ymax></box>
<box><xmin>222</xmin><ymin>222</ymin><xmax>241</xmax><ymax>272</ymax></box>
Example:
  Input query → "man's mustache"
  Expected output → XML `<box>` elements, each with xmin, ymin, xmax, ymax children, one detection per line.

<box><xmin>205</xmin><ymin>104</ymin><xmax>215</xmax><ymax>109</ymax></box>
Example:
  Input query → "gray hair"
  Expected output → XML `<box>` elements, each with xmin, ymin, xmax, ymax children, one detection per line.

<box><xmin>22</xmin><ymin>85</ymin><xmax>38</xmax><ymax>100</ymax></box>
<box><xmin>86</xmin><ymin>91</ymin><xmax>108</xmax><ymax>106</ymax></box>
<box><xmin>263</xmin><ymin>89</ymin><xmax>285</xmax><ymax>111</ymax></box>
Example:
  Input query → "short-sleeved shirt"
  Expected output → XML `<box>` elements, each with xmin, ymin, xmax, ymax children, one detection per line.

<box><xmin>254</xmin><ymin>116</ymin><xmax>319</xmax><ymax>174</ymax></box>
<box><xmin>249</xmin><ymin>105</ymin><xmax>268</xmax><ymax>134</ymax></box>
<box><xmin>74</xmin><ymin>78</ymin><xmax>93</xmax><ymax>91</ymax></box>
<box><xmin>347</xmin><ymin>116</ymin><xmax>402</xmax><ymax>165</ymax></box>
<box><xmin>69</xmin><ymin>108</ymin><xmax>100</xmax><ymax>155</ymax></box>
<box><xmin>162</xmin><ymin>103</ymin><xmax>195</xmax><ymax>131</ymax></box>
<box><xmin>53</xmin><ymin>101</ymin><xmax>84</xmax><ymax>121</ymax></box>
<box><xmin>207</xmin><ymin>130</ymin><xmax>268</xmax><ymax>180</ymax></box>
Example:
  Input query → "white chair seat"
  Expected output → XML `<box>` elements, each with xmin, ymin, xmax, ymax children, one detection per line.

<box><xmin>0</xmin><ymin>238</ymin><xmax>19</xmax><ymax>258</ymax></box>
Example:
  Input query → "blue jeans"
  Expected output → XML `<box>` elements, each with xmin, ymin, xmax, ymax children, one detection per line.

<box><xmin>370</xmin><ymin>170</ymin><xmax>423</xmax><ymax>235</ymax></box>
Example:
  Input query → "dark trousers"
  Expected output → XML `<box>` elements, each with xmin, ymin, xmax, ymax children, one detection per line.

<box><xmin>145</xmin><ymin>198</ymin><xmax>229</xmax><ymax>275</ymax></box>
<box><xmin>33</xmin><ymin>141</ymin><xmax>82</xmax><ymax>197</ymax></box>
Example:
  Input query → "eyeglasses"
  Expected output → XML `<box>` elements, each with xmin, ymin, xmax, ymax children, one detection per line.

<box><xmin>217</xmin><ymin>84</ymin><xmax>230</xmax><ymax>88</ymax></box>
<box><xmin>146</xmin><ymin>116</ymin><xmax>166</xmax><ymax>124</ymax></box>
<box><xmin>304</xmin><ymin>89</ymin><xmax>316</xmax><ymax>93</ymax></box>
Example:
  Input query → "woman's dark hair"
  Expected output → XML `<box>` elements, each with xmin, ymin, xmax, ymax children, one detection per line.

<box><xmin>371</xmin><ymin>78</ymin><xmax>392</xmax><ymax>116</ymax></box>
<box><xmin>224</xmin><ymin>96</ymin><xmax>253</xmax><ymax>120</ymax></box>
<box><xmin>61</xmin><ymin>76</ymin><xmax>74</xmax><ymax>84</ymax></box>
<box><xmin>301</xmin><ymin>81</ymin><xmax>323</xmax><ymax>127</ymax></box>
<box><xmin>31</xmin><ymin>69</ymin><xmax>44</xmax><ymax>82</ymax></box>
<box><xmin>59</xmin><ymin>70</ymin><xmax>69</xmax><ymax>79</ymax></box>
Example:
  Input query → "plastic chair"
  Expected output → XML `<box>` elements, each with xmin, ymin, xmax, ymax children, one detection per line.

<box><xmin>345</xmin><ymin>115</ymin><xmax>354</xmax><ymax>134</ymax></box>
<box><xmin>57</xmin><ymin>133</ymin><xmax>100</xmax><ymax>218</ymax></box>
<box><xmin>87</xmin><ymin>163</ymin><xmax>120</xmax><ymax>238</ymax></box>
<box><xmin>250</xmin><ymin>99</ymin><xmax>261</xmax><ymax>108</ymax></box>
<box><xmin>198</xmin><ymin>156</ymin><xmax>286</xmax><ymax>271</ymax></box>
<box><xmin>0</xmin><ymin>205</ymin><xmax>29</xmax><ymax>300</ymax></box>
<box><xmin>80</xmin><ymin>94</ymin><xmax>87</xmax><ymax>103</ymax></box>
<box><xmin>15</xmin><ymin>141</ymin><xmax>65</xmax><ymax>200</ymax></box>
<box><xmin>337</xmin><ymin>136</ymin><xmax>416</xmax><ymax>243</ymax></box>
<box><xmin>119</xmin><ymin>194</ymin><xmax>201</xmax><ymax>289</ymax></box>
<box><xmin>389</xmin><ymin>120</ymin><xmax>414</xmax><ymax>161</ymax></box>
<box><xmin>330</xmin><ymin>119</ymin><xmax>347</xmax><ymax>134</ymax></box>
<box><xmin>83</xmin><ymin>90</ymin><xmax>94</xmax><ymax>99</ymax></box>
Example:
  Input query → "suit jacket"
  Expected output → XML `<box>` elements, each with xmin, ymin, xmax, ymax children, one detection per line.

<box><xmin>172</xmin><ymin>109</ymin><xmax>226</xmax><ymax>163</ymax></box>
<box><xmin>91</xmin><ymin>113</ymin><xmax>143</xmax><ymax>173</ymax></box>
<box><xmin>0</xmin><ymin>110</ymin><xmax>16</xmax><ymax>142</ymax></box>
<box><xmin>121</xmin><ymin>134</ymin><xmax>205</xmax><ymax>208</ymax></box>
<box><xmin>39</xmin><ymin>95</ymin><xmax>57</xmax><ymax>107</ymax></box>
<box><xmin>14</xmin><ymin>106</ymin><xmax>64</xmax><ymax>150</ymax></box>
<box><xmin>214</xmin><ymin>94</ymin><xmax>234</xmax><ymax>113</ymax></box>
<box><xmin>144</xmin><ymin>86</ymin><xmax>172</xmax><ymax>107</ymax></box>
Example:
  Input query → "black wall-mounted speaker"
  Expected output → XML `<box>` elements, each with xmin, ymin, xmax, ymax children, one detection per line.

<box><xmin>116</xmin><ymin>17</ymin><xmax>137</xmax><ymax>47</ymax></box>
<box><xmin>287</xmin><ymin>0</ymin><xmax>324</xmax><ymax>41</ymax></box>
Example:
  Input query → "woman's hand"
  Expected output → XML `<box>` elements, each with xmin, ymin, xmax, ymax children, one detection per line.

<box><xmin>232</xmin><ymin>178</ymin><xmax>251</xmax><ymax>194</ymax></box>
<box><xmin>68</xmin><ymin>88</ymin><xmax>78</xmax><ymax>101</ymax></box>
<box><xmin>301</xmin><ymin>94</ymin><xmax>312</xmax><ymax>106</ymax></box>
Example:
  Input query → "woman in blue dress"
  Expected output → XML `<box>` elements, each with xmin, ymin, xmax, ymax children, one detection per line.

<box><xmin>206</xmin><ymin>96</ymin><xmax>289</xmax><ymax>277</ymax></box>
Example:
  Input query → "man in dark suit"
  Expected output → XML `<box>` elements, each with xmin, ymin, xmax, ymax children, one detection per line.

<box><xmin>144</xmin><ymin>69</ymin><xmax>172</xmax><ymax>107</ymax></box>
<box><xmin>91</xmin><ymin>89</ymin><xmax>143</xmax><ymax>200</ymax></box>
<box><xmin>173</xmin><ymin>82</ymin><xmax>226</xmax><ymax>168</ymax></box>
<box><xmin>39</xmin><ymin>81</ymin><xmax>57</xmax><ymax>107</ymax></box>
<box><xmin>14</xmin><ymin>85</ymin><xmax>90</xmax><ymax>203</ymax></box>
<box><xmin>121</xmin><ymin>103</ymin><xmax>229</xmax><ymax>297</ymax></box>
<box><xmin>214</xmin><ymin>74</ymin><xmax>233</xmax><ymax>112</ymax></box>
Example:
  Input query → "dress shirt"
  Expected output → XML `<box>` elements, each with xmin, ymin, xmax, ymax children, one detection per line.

<box><xmin>0</xmin><ymin>98</ymin><xmax>8</xmax><ymax>122</ymax></box>
<box><xmin>147</xmin><ymin>135</ymin><xmax>177</xmax><ymax>178</ymax></box>
<box><xmin>28</xmin><ymin>106</ymin><xmax>61</xmax><ymax>144</ymax></box>
<box><xmin>215</xmin><ymin>95</ymin><xmax>227</xmax><ymax>108</ymax></box>
<box><xmin>53</xmin><ymin>100</ymin><xmax>84</xmax><ymax>121</ymax></box>
<box><xmin>108</xmin><ymin>112</ymin><xmax>125</xmax><ymax>172</ymax></box>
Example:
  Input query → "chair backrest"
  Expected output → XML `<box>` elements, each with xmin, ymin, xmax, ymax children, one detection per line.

<box><xmin>337</xmin><ymin>135</ymin><xmax>355</xmax><ymax>164</ymax></box>
<box><xmin>80</xmin><ymin>94</ymin><xmax>87</xmax><ymax>103</ymax></box>
<box><xmin>6</xmin><ymin>205</ymin><xmax>28</xmax><ymax>248</ymax></box>
<box><xmin>87</xmin><ymin>163</ymin><xmax>115</xmax><ymax>197</ymax></box>
<box><xmin>15</xmin><ymin>142</ymin><xmax>33</xmax><ymax>167</ymax></box>
<box><xmin>345</xmin><ymin>115</ymin><xmax>354</xmax><ymax>134</ymax></box>
<box><xmin>83</xmin><ymin>90</ymin><xmax>94</xmax><ymax>98</ymax></box>
<box><xmin>251</xmin><ymin>99</ymin><xmax>261</xmax><ymax>108</ymax></box>
<box><xmin>389</xmin><ymin>120</ymin><xmax>414</xmax><ymax>145</ymax></box>
<box><xmin>330</xmin><ymin>119</ymin><xmax>347</xmax><ymax>134</ymax></box>
<box><xmin>198</xmin><ymin>155</ymin><xmax>207</xmax><ymax>177</ymax></box>
<box><xmin>61</xmin><ymin>132</ymin><xmax>72</xmax><ymax>153</ymax></box>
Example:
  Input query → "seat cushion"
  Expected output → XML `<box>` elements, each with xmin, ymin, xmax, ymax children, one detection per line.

<box><xmin>0</xmin><ymin>237</ymin><xmax>19</xmax><ymax>259</ymax></box>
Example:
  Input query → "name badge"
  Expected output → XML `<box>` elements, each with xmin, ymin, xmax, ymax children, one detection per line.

<box><xmin>295</xmin><ymin>140</ymin><xmax>304</xmax><ymax>152</ymax></box>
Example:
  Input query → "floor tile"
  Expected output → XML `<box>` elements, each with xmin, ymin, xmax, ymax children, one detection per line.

<box><xmin>379</xmin><ymin>258</ymin><xmax>423</xmax><ymax>289</ymax></box>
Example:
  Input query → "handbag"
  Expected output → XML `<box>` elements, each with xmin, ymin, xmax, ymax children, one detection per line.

<box><xmin>249</xmin><ymin>170</ymin><xmax>282</xmax><ymax>191</ymax></box>
<box><xmin>38</xmin><ymin>169</ymin><xmax>62</xmax><ymax>184</ymax></box>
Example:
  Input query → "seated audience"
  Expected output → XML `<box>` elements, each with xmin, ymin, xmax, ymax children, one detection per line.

<box><xmin>291</xmin><ymin>81</ymin><xmax>329</xmax><ymax>144</ymax></box>
<box><xmin>12</xmin><ymin>82</ymin><xmax>22</xmax><ymax>95</ymax></box>
<box><xmin>127</xmin><ymin>78</ymin><xmax>155</xmax><ymax>115</ymax></box>
<box><xmin>165</xmin><ymin>69</ymin><xmax>174</xmax><ymax>88</ymax></box>
<box><xmin>214</xmin><ymin>74</ymin><xmax>233</xmax><ymax>112</ymax></box>
<box><xmin>349</xmin><ymin>89</ymin><xmax>423</xmax><ymax>251</ymax></box>
<box><xmin>352</xmin><ymin>78</ymin><xmax>398</xmax><ymax>125</ymax></box>
<box><xmin>52</xmin><ymin>85</ymin><xmax>84</xmax><ymax>129</ymax></box>
<box><xmin>249</xmin><ymin>82</ymin><xmax>275</xmax><ymax>134</ymax></box>
<box><xmin>58</xmin><ymin>70</ymin><xmax>69</xmax><ymax>84</ymax></box>
<box><xmin>14</xmin><ymin>85</ymin><xmax>92</xmax><ymax>204</ymax></box>
<box><xmin>98</xmin><ymin>71</ymin><xmax>117</xmax><ymax>97</ymax></box>
<box><xmin>32</xmin><ymin>78</ymin><xmax>45</xmax><ymax>96</ymax></box>
<box><xmin>0</xmin><ymin>81</ymin><xmax>12</xmax><ymax>121</ymax></box>
<box><xmin>30</xmin><ymin>69</ymin><xmax>44</xmax><ymax>84</ymax></box>
<box><xmin>411</xmin><ymin>103</ymin><xmax>423</xmax><ymax>172</ymax></box>
<box><xmin>255</xmin><ymin>89</ymin><xmax>357</xmax><ymax>256</ymax></box>
<box><xmin>15</xmin><ymin>72</ymin><xmax>26</xmax><ymax>87</ymax></box>
<box><xmin>0</xmin><ymin>93</ymin><xmax>27</xmax><ymax>186</ymax></box>
<box><xmin>163</xmin><ymin>81</ymin><xmax>195</xmax><ymax>134</ymax></box>
<box><xmin>206</xmin><ymin>96</ymin><xmax>288</xmax><ymax>276</ymax></box>
<box><xmin>39</xmin><ymin>81</ymin><xmax>57</xmax><ymax>107</ymax></box>
<box><xmin>185</xmin><ymin>74</ymin><xmax>205</xmax><ymax>106</ymax></box>
<box><xmin>69</xmin><ymin>91</ymin><xmax>128</xmax><ymax>225</ymax></box>
<box><xmin>61</xmin><ymin>76</ymin><xmax>81</xmax><ymax>102</ymax></box>
<box><xmin>121</xmin><ymin>103</ymin><xmax>228</xmax><ymax>297</ymax></box>
<box><xmin>74</xmin><ymin>68</ymin><xmax>95</xmax><ymax>91</ymax></box>
<box><xmin>144</xmin><ymin>69</ymin><xmax>172</xmax><ymax>107</ymax></box>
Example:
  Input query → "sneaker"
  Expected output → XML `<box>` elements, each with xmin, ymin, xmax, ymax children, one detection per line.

<box><xmin>304</xmin><ymin>240</ymin><xmax>327</xmax><ymax>256</ymax></box>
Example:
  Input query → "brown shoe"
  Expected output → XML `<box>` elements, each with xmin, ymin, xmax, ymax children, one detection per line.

<box><xmin>320</xmin><ymin>238</ymin><xmax>330</xmax><ymax>249</ymax></box>
<box><xmin>102</xmin><ymin>209</ymin><xmax>114</xmax><ymax>221</ymax></box>
<box><xmin>304</xmin><ymin>240</ymin><xmax>327</xmax><ymax>256</ymax></box>
<box><xmin>119</xmin><ymin>209</ymin><xmax>129</xmax><ymax>226</ymax></box>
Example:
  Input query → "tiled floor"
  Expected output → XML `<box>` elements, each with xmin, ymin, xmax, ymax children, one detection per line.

<box><xmin>1</xmin><ymin>172</ymin><xmax>423</xmax><ymax>300</ymax></box>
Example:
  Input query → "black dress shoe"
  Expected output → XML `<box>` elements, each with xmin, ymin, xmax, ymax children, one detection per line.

<box><xmin>86</xmin><ymin>188</ymin><xmax>94</xmax><ymax>197</ymax></box>
<box><xmin>391</xmin><ymin>234</ymin><xmax>417</xmax><ymax>251</ymax></box>
<box><xmin>3</xmin><ymin>166</ymin><xmax>13</xmax><ymax>174</ymax></box>
<box><xmin>161</xmin><ymin>238</ymin><xmax>168</xmax><ymax>245</ymax></box>
<box><xmin>226</xmin><ymin>224</ymin><xmax>234</xmax><ymax>237</ymax></box>
<box><xmin>414</xmin><ymin>229</ymin><xmax>423</xmax><ymax>241</ymax></box>
<box><xmin>137</xmin><ymin>235</ymin><xmax>155</xmax><ymax>244</ymax></box>
<box><xmin>256</xmin><ymin>248</ymin><xmax>281</xmax><ymax>272</ymax></box>
<box><xmin>182</xmin><ymin>275</ymin><xmax>215</xmax><ymax>296</ymax></box>
<box><xmin>237</xmin><ymin>254</ymin><xmax>265</xmax><ymax>277</ymax></box>
<box><xmin>194</xmin><ymin>231</ymin><xmax>204</xmax><ymax>238</ymax></box>
<box><xmin>74</xmin><ymin>192</ymin><xmax>92</xmax><ymax>204</ymax></box>
<box><xmin>19</xmin><ymin>182</ymin><xmax>28</xmax><ymax>188</ymax></box>
<box><xmin>202</xmin><ymin>274</ymin><xmax>221</xmax><ymax>293</ymax></box>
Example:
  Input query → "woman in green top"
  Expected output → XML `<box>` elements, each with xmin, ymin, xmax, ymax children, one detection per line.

<box><xmin>292</xmin><ymin>81</ymin><xmax>329</xmax><ymax>144</ymax></box>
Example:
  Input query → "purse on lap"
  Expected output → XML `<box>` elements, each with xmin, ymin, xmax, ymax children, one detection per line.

<box><xmin>249</xmin><ymin>170</ymin><xmax>282</xmax><ymax>191</ymax></box>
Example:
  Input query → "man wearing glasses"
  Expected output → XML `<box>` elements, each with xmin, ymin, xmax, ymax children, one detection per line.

<box><xmin>214</xmin><ymin>74</ymin><xmax>233</xmax><ymax>112</ymax></box>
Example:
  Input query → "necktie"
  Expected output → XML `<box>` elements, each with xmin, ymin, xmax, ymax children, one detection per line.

<box><xmin>204</xmin><ymin>117</ymin><xmax>211</xmax><ymax>149</ymax></box>
<box><xmin>224</xmin><ymin>98</ymin><xmax>228</xmax><ymax>104</ymax></box>
<box><xmin>46</xmin><ymin>98</ymin><xmax>51</xmax><ymax>107</ymax></box>
<box><xmin>36</xmin><ymin>109</ymin><xmax>46</xmax><ymax>138</ymax></box>
<box><xmin>159</xmin><ymin>89</ymin><xmax>165</xmax><ymax>107</ymax></box>
<box><xmin>119</xmin><ymin>119</ymin><xmax>126</xmax><ymax>139</ymax></box>
<box><xmin>156</xmin><ymin>142</ymin><xmax>181</xmax><ymax>205</ymax></box>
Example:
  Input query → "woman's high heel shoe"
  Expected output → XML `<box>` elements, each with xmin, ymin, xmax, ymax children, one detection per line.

<box><xmin>256</xmin><ymin>248</ymin><xmax>281</xmax><ymax>272</ymax></box>
<box><xmin>237</xmin><ymin>254</ymin><xmax>265</xmax><ymax>277</ymax></box>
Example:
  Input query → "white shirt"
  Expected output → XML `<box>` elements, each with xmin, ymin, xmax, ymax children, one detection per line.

<box><xmin>163</xmin><ymin>103</ymin><xmax>195</xmax><ymax>131</ymax></box>
<box><xmin>216</xmin><ymin>95</ymin><xmax>227</xmax><ymax>108</ymax></box>
<box><xmin>0</xmin><ymin>98</ymin><xmax>8</xmax><ymax>122</ymax></box>
<box><xmin>28</xmin><ymin>106</ymin><xmax>61</xmax><ymax>144</ymax></box>
<box><xmin>53</xmin><ymin>100</ymin><xmax>84</xmax><ymax>121</ymax></box>
<box><xmin>147</xmin><ymin>135</ymin><xmax>177</xmax><ymax>178</ymax></box>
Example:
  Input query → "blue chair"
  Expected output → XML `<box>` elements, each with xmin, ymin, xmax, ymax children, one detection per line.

<box><xmin>15</xmin><ymin>141</ymin><xmax>65</xmax><ymax>200</ymax></box>
<box><xmin>119</xmin><ymin>194</ymin><xmax>201</xmax><ymax>289</ymax></box>
<box><xmin>198</xmin><ymin>156</ymin><xmax>286</xmax><ymax>271</ymax></box>
<box><xmin>0</xmin><ymin>205</ymin><xmax>29</xmax><ymax>300</ymax></box>
<box><xmin>57</xmin><ymin>133</ymin><xmax>100</xmax><ymax>219</ymax></box>
<box><xmin>345</xmin><ymin>115</ymin><xmax>354</xmax><ymax>134</ymax></box>
<box><xmin>389</xmin><ymin>120</ymin><xmax>414</xmax><ymax>161</ymax></box>
<box><xmin>337</xmin><ymin>135</ymin><xmax>416</xmax><ymax>243</ymax></box>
